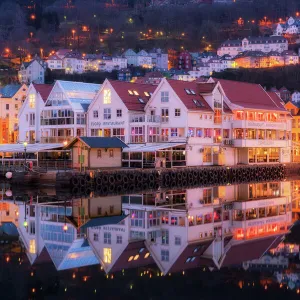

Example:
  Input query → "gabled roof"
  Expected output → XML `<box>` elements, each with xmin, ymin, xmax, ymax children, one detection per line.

<box><xmin>222</xmin><ymin>235</ymin><xmax>284</xmax><ymax>267</ymax></box>
<box><xmin>166</xmin><ymin>79</ymin><xmax>213</xmax><ymax>112</ymax></box>
<box><xmin>58</xmin><ymin>80</ymin><xmax>101</xmax><ymax>93</ymax></box>
<box><xmin>0</xmin><ymin>84</ymin><xmax>22</xmax><ymax>98</ymax></box>
<box><xmin>168</xmin><ymin>239</ymin><xmax>214</xmax><ymax>273</ymax></box>
<box><xmin>109</xmin><ymin>240</ymin><xmax>155</xmax><ymax>273</ymax></box>
<box><xmin>196</xmin><ymin>83</ymin><xmax>216</xmax><ymax>93</ymax></box>
<box><xmin>47</xmin><ymin>54</ymin><xmax>62</xmax><ymax>61</ymax></box>
<box><xmin>212</xmin><ymin>78</ymin><xmax>287</xmax><ymax>111</ymax></box>
<box><xmin>109</xmin><ymin>80</ymin><xmax>156</xmax><ymax>111</ymax></box>
<box><xmin>137</xmin><ymin>50</ymin><xmax>149</xmax><ymax>56</ymax></box>
<box><xmin>56</xmin><ymin>49</ymin><xmax>71</xmax><ymax>57</ymax></box>
<box><xmin>66</xmin><ymin>137</ymin><xmax>128</xmax><ymax>149</ymax></box>
<box><xmin>123</xmin><ymin>49</ymin><xmax>137</xmax><ymax>56</ymax></box>
<box><xmin>32</xmin><ymin>84</ymin><xmax>53</xmax><ymax>102</ymax></box>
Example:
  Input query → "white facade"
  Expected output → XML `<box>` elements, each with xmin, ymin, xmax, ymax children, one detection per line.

<box><xmin>123</xmin><ymin>49</ymin><xmax>152</xmax><ymax>68</ymax></box>
<box><xmin>18</xmin><ymin>83</ymin><xmax>51</xmax><ymax>143</ymax></box>
<box><xmin>274</xmin><ymin>17</ymin><xmax>300</xmax><ymax>36</ymax></box>
<box><xmin>40</xmin><ymin>81</ymin><xmax>101</xmax><ymax>143</ymax></box>
<box><xmin>217</xmin><ymin>37</ymin><xmax>288</xmax><ymax>57</ymax></box>
<box><xmin>292</xmin><ymin>91</ymin><xmax>300</xmax><ymax>103</ymax></box>
<box><xmin>18</xmin><ymin>59</ymin><xmax>46</xmax><ymax>84</ymax></box>
<box><xmin>46</xmin><ymin>55</ymin><xmax>64</xmax><ymax>70</ymax></box>
<box><xmin>149</xmin><ymin>48</ymin><xmax>168</xmax><ymax>70</ymax></box>
<box><xmin>63</xmin><ymin>57</ymin><xmax>86</xmax><ymax>74</ymax></box>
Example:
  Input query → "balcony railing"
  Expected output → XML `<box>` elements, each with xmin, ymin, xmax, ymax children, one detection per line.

<box><xmin>41</xmin><ymin>136</ymin><xmax>73</xmax><ymax>144</ymax></box>
<box><xmin>130</xmin><ymin>114</ymin><xmax>161</xmax><ymax>123</ymax></box>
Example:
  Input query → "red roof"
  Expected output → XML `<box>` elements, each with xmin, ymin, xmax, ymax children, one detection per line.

<box><xmin>33</xmin><ymin>84</ymin><xmax>53</xmax><ymax>102</ymax></box>
<box><xmin>196</xmin><ymin>82</ymin><xmax>216</xmax><ymax>93</ymax></box>
<box><xmin>215</xmin><ymin>79</ymin><xmax>287</xmax><ymax>111</ymax></box>
<box><xmin>109</xmin><ymin>240</ymin><xmax>155</xmax><ymax>273</ymax></box>
<box><xmin>167</xmin><ymin>79</ymin><xmax>213</xmax><ymax>112</ymax></box>
<box><xmin>267</xmin><ymin>92</ymin><xmax>286</xmax><ymax>109</ymax></box>
<box><xmin>222</xmin><ymin>235</ymin><xmax>283</xmax><ymax>267</ymax></box>
<box><xmin>169</xmin><ymin>239</ymin><xmax>214</xmax><ymax>273</ymax></box>
<box><xmin>109</xmin><ymin>80</ymin><xmax>156</xmax><ymax>111</ymax></box>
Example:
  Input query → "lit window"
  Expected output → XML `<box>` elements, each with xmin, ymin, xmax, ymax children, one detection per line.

<box><xmin>128</xmin><ymin>256</ymin><xmax>134</xmax><ymax>262</ymax></box>
<box><xmin>133</xmin><ymin>254</ymin><xmax>139</xmax><ymax>260</ymax></box>
<box><xmin>103</xmin><ymin>248</ymin><xmax>112</xmax><ymax>264</ymax></box>
<box><xmin>133</xmin><ymin>90</ymin><xmax>139</xmax><ymax>96</ymax></box>
<box><xmin>144</xmin><ymin>91</ymin><xmax>150</xmax><ymax>96</ymax></box>
<box><xmin>29</xmin><ymin>240</ymin><xmax>36</xmax><ymax>254</ymax></box>
<box><xmin>29</xmin><ymin>94</ymin><xmax>35</xmax><ymax>108</ymax></box>
<box><xmin>128</xmin><ymin>90</ymin><xmax>133</xmax><ymax>95</ymax></box>
<box><xmin>144</xmin><ymin>252</ymin><xmax>150</xmax><ymax>258</ymax></box>
<box><xmin>103</xmin><ymin>89</ymin><xmax>111</xmax><ymax>104</ymax></box>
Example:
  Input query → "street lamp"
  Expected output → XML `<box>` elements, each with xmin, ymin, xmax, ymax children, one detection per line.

<box><xmin>72</xmin><ymin>29</ymin><xmax>76</xmax><ymax>39</ymax></box>
<box><xmin>23</xmin><ymin>142</ymin><xmax>27</xmax><ymax>168</ymax></box>
<box><xmin>63</xmin><ymin>141</ymin><xmax>68</xmax><ymax>171</ymax></box>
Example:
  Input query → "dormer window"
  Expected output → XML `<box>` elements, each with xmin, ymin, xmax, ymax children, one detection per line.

<box><xmin>128</xmin><ymin>90</ymin><xmax>133</xmax><ymax>95</ymax></box>
<box><xmin>133</xmin><ymin>90</ymin><xmax>139</xmax><ymax>96</ymax></box>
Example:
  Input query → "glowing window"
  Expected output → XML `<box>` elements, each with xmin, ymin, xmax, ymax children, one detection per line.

<box><xmin>133</xmin><ymin>254</ymin><xmax>139</xmax><ymax>260</ymax></box>
<box><xmin>144</xmin><ymin>92</ymin><xmax>150</xmax><ymax>97</ymax></box>
<box><xmin>128</xmin><ymin>256</ymin><xmax>134</xmax><ymax>262</ymax></box>
<box><xmin>29</xmin><ymin>240</ymin><xmax>36</xmax><ymax>254</ymax></box>
<box><xmin>103</xmin><ymin>248</ymin><xmax>112</xmax><ymax>264</ymax></box>
<box><xmin>133</xmin><ymin>90</ymin><xmax>139</xmax><ymax>96</ymax></box>
<box><xmin>144</xmin><ymin>252</ymin><xmax>150</xmax><ymax>258</ymax></box>
<box><xmin>29</xmin><ymin>94</ymin><xmax>35</xmax><ymax>109</ymax></box>
<box><xmin>103</xmin><ymin>89</ymin><xmax>111</xmax><ymax>104</ymax></box>
<box><xmin>128</xmin><ymin>90</ymin><xmax>133</xmax><ymax>95</ymax></box>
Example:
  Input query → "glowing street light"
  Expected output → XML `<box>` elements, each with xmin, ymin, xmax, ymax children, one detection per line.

<box><xmin>72</xmin><ymin>29</ymin><xmax>76</xmax><ymax>39</ymax></box>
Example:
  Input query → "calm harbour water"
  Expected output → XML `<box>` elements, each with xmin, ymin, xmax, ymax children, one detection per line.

<box><xmin>1</xmin><ymin>179</ymin><xmax>300</xmax><ymax>300</ymax></box>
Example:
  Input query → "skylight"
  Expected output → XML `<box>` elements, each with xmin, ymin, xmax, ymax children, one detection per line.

<box><xmin>190</xmin><ymin>89</ymin><xmax>196</xmax><ymax>95</ymax></box>
<box><xmin>128</xmin><ymin>256</ymin><xmax>134</xmax><ymax>262</ymax></box>
<box><xmin>133</xmin><ymin>254</ymin><xmax>139</xmax><ymax>260</ymax></box>
<box><xmin>138</xmin><ymin>98</ymin><xmax>145</xmax><ymax>103</ymax></box>
<box><xmin>144</xmin><ymin>91</ymin><xmax>150</xmax><ymax>97</ymax></box>
<box><xmin>128</xmin><ymin>90</ymin><xmax>133</xmax><ymax>95</ymax></box>
<box><xmin>193</xmin><ymin>99</ymin><xmax>204</xmax><ymax>107</ymax></box>
<box><xmin>185</xmin><ymin>89</ymin><xmax>191</xmax><ymax>95</ymax></box>
<box><xmin>144</xmin><ymin>252</ymin><xmax>150</xmax><ymax>258</ymax></box>
<box><xmin>133</xmin><ymin>90</ymin><xmax>139</xmax><ymax>96</ymax></box>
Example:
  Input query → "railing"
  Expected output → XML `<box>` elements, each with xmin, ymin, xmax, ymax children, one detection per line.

<box><xmin>41</xmin><ymin>136</ymin><xmax>73</xmax><ymax>143</ymax></box>
<box><xmin>130</xmin><ymin>114</ymin><xmax>161</xmax><ymax>123</ymax></box>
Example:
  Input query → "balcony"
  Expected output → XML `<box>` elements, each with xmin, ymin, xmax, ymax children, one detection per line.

<box><xmin>41</xmin><ymin>136</ymin><xmax>73</xmax><ymax>144</ymax></box>
<box><xmin>129</xmin><ymin>114</ymin><xmax>160</xmax><ymax>123</ymax></box>
<box><xmin>232</xmin><ymin>139</ymin><xmax>291</xmax><ymax>148</ymax></box>
<box><xmin>232</xmin><ymin>119</ymin><xmax>288</xmax><ymax>130</ymax></box>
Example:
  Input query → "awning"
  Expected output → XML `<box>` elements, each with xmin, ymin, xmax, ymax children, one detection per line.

<box><xmin>123</xmin><ymin>143</ymin><xmax>186</xmax><ymax>153</ymax></box>
<box><xmin>0</xmin><ymin>143</ymin><xmax>63</xmax><ymax>153</ymax></box>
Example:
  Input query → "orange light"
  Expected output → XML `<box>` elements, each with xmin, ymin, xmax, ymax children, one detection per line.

<box><xmin>32</xmin><ymin>288</ymin><xmax>35</xmax><ymax>293</ymax></box>
<box><xmin>83</xmin><ymin>276</ymin><xmax>87</xmax><ymax>282</ymax></box>
<box><xmin>63</xmin><ymin>224</ymin><xmax>68</xmax><ymax>231</ymax></box>
<box><xmin>30</xmin><ymin>14</ymin><xmax>36</xmax><ymax>20</ymax></box>
<box><xmin>72</xmin><ymin>272</ymin><xmax>76</xmax><ymax>279</ymax></box>
<box><xmin>72</xmin><ymin>29</ymin><xmax>76</xmax><ymax>34</ymax></box>
<box><xmin>6</xmin><ymin>256</ymin><xmax>10</xmax><ymax>262</ymax></box>
<box><xmin>5</xmin><ymin>48</ymin><xmax>10</xmax><ymax>53</ymax></box>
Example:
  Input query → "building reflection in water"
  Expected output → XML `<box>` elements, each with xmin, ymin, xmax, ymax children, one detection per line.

<box><xmin>2</xmin><ymin>180</ymin><xmax>297</xmax><ymax>276</ymax></box>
